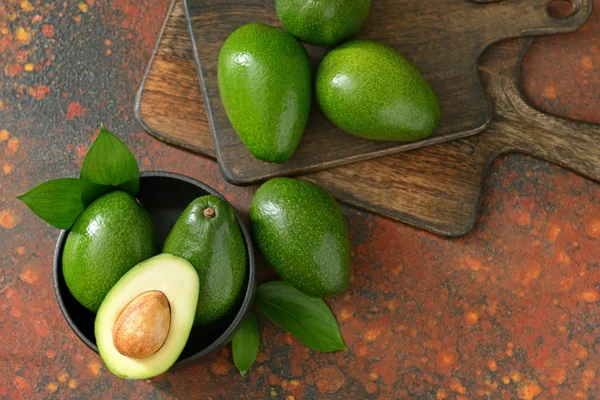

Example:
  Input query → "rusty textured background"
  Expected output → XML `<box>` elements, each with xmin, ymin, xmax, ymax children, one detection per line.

<box><xmin>1</xmin><ymin>0</ymin><xmax>600</xmax><ymax>399</ymax></box>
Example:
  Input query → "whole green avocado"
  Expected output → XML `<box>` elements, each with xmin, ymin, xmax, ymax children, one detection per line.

<box><xmin>316</xmin><ymin>40</ymin><xmax>441</xmax><ymax>141</ymax></box>
<box><xmin>276</xmin><ymin>0</ymin><xmax>371</xmax><ymax>47</ymax></box>
<box><xmin>218</xmin><ymin>23</ymin><xmax>312</xmax><ymax>163</ymax></box>
<box><xmin>62</xmin><ymin>191</ymin><xmax>156</xmax><ymax>312</ymax></box>
<box><xmin>250</xmin><ymin>178</ymin><xmax>351</xmax><ymax>298</ymax></box>
<box><xmin>163</xmin><ymin>195</ymin><xmax>247</xmax><ymax>326</ymax></box>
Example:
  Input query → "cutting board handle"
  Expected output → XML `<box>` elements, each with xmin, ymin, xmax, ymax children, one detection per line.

<box><xmin>518</xmin><ymin>104</ymin><xmax>600</xmax><ymax>183</ymax></box>
<box><xmin>477</xmin><ymin>0</ymin><xmax>592</xmax><ymax>45</ymax></box>
<box><xmin>488</xmin><ymin>67</ymin><xmax>600</xmax><ymax>183</ymax></box>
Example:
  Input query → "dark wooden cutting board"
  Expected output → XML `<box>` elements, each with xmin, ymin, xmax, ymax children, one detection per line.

<box><xmin>182</xmin><ymin>0</ymin><xmax>592</xmax><ymax>184</ymax></box>
<box><xmin>136</xmin><ymin>0</ymin><xmax>599</xmax><ymax>237</ymax></box>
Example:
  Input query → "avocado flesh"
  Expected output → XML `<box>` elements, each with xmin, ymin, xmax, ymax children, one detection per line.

<box><xmin>95</xmin><ymin>254</ymin><xmax>199</xmax><ymax>380</ymax></box>
<box><xmin>250</xmin><ymin>178</ymin><xmax>352</xmax><ymax>298</ymax></box>
<box><xmin>163</xmin><ymin>195</ymin><xmax>247</xmax><ymax>326</ymax></box>
<box><xmin>62</xmin><ymin>190</ymin><xmax>156</xmax><ymax>312</ymax></box>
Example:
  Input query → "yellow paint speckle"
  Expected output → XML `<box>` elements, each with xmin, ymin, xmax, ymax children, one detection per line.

<box><xmin>20</xmin><ymin>0</ymin><xmax>34</xmax><ymax>11</ymax></box>
<box><xmin>557</xmin><ymin>251</ymin><xmax>571</xmax><ymax>264</ymax></box>
<box><xmin>463</xmin><ymin>256</ymin><xmax>482</xmax><ymax>271</ymax></box>
<box><xmin>284</xmin><ymin>333</ymin><xmax>294</xmax><ymax>344</ymax></box>
<box><xmin>544</xmin><ymin>85</ymin><xmax>557</xmax><ymax>100</ymax></box>
<box><xmin>68</xmin><ymin>379</ymin><xmax>78</xmax><ymax>389</ymax></box>
<box><xmin>449</xmin><ymin>378</ymin><xmax>466</xmax><ymax>394</ymax></box>
<box><xmin>364</xmin><ymin>328</ymin><xmax>381</xmax><ymax>342</ymax></box>
<box><xmin>582</xmin><ymin>369</ymin><xmax>595</xmax><ymax>385</ymax></box>
<box><xmin>517</xmin><ymin>380</ymin><xmax>542</xmax><ymax>400</ymax></box>
<box><xmin>78</xmin><ymin>3</ymin><xmax>88</xmax><ymax>12</ymax></box>
<box><xmin>465</xmin><ymin>312</ymin><xmax>478</xmax><ymax>325</ymax></box>
<box><xmin>369</xmin><ymin>371</ymin><xmax>378</xmax><ymax>381</ymax></box>
<box><xmin>502</xmin><ymin>376</ymin><xmax>510</xmax><ymax>384</ymax></box>
<box><xmin>511</xmin><ymin>371</ymin><xmax>523</xmax><ymax>383</ymax></box>
<box><xmin>580</xmin><ymin>56</ymin><xmax>594</xmax><ymax>70</ymax></box>
<box><xmin>586</xmin><ymin>219</ymin><xmax>600</xmax><ymax>238</ymax></box>
<box><xmin>522</xmin><ymin>263</ymin><xmax>541</xmax><ymax>285</ymax></box>
<box><xmin>210</xmin><ymin>359</ymin><xmax>230</xmax><ymax>375</ymax></box>
<box><xmin>11</xmin><ymin>307</ymin><xmax>22</xmax><ymax>318</ymax></box>
<box><xmin>13</xmin><ymin>376</ymin><xmax>29</xmax><ymax>390</ymax></box>
<box><xmin>582</xmin><ymin>289</ymin><xmax>599</xmax><ymax>303</ymax></box>
<box><xmin>517</xmin><ymin>210</ymin><xmax>531</xmax><ymax>226</ymax></box>
<box><xmin>340</xmin><ymin>308</ymin><xmax>352</xmax><ymax>321</ymax></box>
<box><xmin>16</xmin><ymin>27</ymin><xmax>32</xmax><ymax>44</ymax></box>
<box><xmin>24</xmin><ymin>63</ymin><xmax>34</xmax><ymax>72</ymax></box>
<box><xmin>88</xmin><ymin>360</ymin><xmax>101</xmax><ymax>375</ymax></box>
<box><xmin>548</xmin><ymin>225</ymin><xmax>561</xmax><ymax>242</ymax></box>
<box><xmin>0</xmin><ymin>130</ymin><xmax>9</xmax><ymax>141</ymax></box>
<box><xmin>3</xmin><ymin>164</ymin><xmax>12</xmax><ymax>174</ymax></box>
<box><xmin>58</xmin><ymin>371</ymin><xmax>69</xmax><ymax>383</ymax></box>
<box><xmin>0</xmin><ymin>211</ymin><xmax>18</xmax><ymax>229</ymax></box>
<box><xmin>19</xmin><ymin>268</ymin><xmax>38</xmax><ymax>284</ymax></box>
<box><xmin>6</xmin><ymin>137</ymin><xmax>20</xmax><ymax>154</ymax></box>
<box><xmin>46</xmin><ymin>382</ymin><xmax>58</xmax><ymax>393</ymax></box>
<box><xmin>437</xmin><ymin>350</ymin><xmax>456</xmax><ymax>367</ymax></box>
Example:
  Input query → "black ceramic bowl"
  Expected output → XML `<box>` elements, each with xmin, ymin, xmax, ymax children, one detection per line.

<box><xmin>53</xmin><ymin>171</ymin><xmax>256</xmax><ymax>369</ymax></box>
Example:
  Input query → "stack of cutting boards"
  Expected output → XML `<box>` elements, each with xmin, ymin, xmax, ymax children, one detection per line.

<box><xmin>136</xmin><ymin>0</ymin><xmax>599</xmax><ymax>237</ymax></box>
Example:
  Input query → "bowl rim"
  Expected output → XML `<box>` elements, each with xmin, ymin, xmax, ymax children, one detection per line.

<box><xmin>52</xmin><ymin>170</ymin><xmax>256</xmax><ymax>367</ymax></box>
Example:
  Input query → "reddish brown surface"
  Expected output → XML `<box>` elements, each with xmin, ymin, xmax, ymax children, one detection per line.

<box><xmin>1</xmin><ymin>1</ymin><xmax>600</xmax><ymax>399</ymax></box>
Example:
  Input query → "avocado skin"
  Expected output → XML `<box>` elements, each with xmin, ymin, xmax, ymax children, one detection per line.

<box><xmin>250</xmin><ymin>178</ymin><xmax>351</xmax><ymax>298</ymax></box>
<box><xmin>62</xmin><ymin>191</ymin><xmax>156</xmax><ymax>312</ymax></box>
<box><xmin>163</xmin><ymin>195</ymin><xmax>247</xmax><ymax>326</ymax></box>
<box><xmin>276</xmin><ymin>0</ymin><xmax>371</xmax><ymax>47</ymax></box>
<box><xmin>316</xmin><ymin>40</ymin><xmax>441</xmax><ymax>141</ymax></box>
<box><xmin>218</xmin><ymin>23</ymin><xmax>312</xmax><ymax>163</ymax></box>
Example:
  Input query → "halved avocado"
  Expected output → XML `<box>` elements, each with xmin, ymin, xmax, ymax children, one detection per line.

<box><xmin>94</xmin><ymin>254</ymin><xmax>199</xmax><ymax>379</ymax></box>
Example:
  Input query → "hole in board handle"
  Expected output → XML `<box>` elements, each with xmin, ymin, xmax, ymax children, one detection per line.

<box><xmin>547</xmin><ymin>0</ymin><xmax>576</xmax><ymax>19</ymax></box>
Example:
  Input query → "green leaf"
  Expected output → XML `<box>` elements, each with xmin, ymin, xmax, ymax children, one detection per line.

<box><xmin>80</xmin><ymin>124</ymin><xmax>140</xmax><ymax>196</ymax></box>
<box><xmin>255</xmin><ymin>281</ymin><xmax>347</xmax><ymax>352</ymax></box>
<box><xmin>232</xmin><ymin>312</ymin><xmax>260</xmax><ymax>377</ymax></box>
<box><xmin>17</xmin><ymin>178</ymin><xmax>109</xmax><ymax>229</ymax></box>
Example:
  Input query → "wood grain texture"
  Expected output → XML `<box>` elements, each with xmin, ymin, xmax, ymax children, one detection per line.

<box><xmin>136</xmin><ymin>0</ymin><xmax>599</xmax><ymax>237</ymax></box>
<box><xmin>135</xmin><ymin>1</ymin><xmax>213</xmax><ymax>155</ymax></box>
<box><xmin>183</xmin><ymin>0</ymin><xmax>592</xmax><ymax>184</ymax></box>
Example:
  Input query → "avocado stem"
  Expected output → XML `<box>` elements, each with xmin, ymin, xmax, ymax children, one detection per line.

<box><xmin>203</xmin><ymin>207</ymin><xmax>215</xmax><ymax>219</ymax></box>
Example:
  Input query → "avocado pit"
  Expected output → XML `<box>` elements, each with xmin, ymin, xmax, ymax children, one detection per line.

<box><xmin>112</xmin><ymin>291</ymin><xmax>171</xmax><ymax>359</ymax></box>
